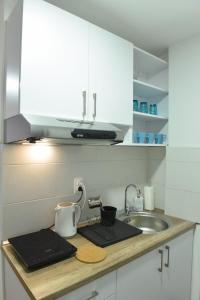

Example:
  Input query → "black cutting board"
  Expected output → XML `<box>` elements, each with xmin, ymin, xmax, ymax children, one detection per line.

<box><xmin>78</xmin><ymin>219</ymin><xmax>142</xmax><ymax>247</ymax></box>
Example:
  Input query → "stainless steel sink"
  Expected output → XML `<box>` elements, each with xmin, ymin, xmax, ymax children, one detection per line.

<box><xmin>119</xmin><ymin>211</ymin><xmax>172</xmax><ymax>234</ymax></box>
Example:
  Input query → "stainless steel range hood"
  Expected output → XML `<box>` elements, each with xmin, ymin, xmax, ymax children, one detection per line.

<box><xmin>4</xmin><ymin>114</ymin><xmax>127</xmax><ymax>145</ymax></box>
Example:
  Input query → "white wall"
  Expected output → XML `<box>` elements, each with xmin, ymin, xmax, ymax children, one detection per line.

<box><xmin>2</xmin><ymin>145</ymin><xmax>148</xmax><ymax>240</ymax></box>
<box><xmin>165</xmin><ymin>34</ymin><xmax>200</xmax><ymax>221</ymax></box>
<box><xmin>169</xmin><ymin>34</ymin><xmax>200</xmax><ymax>147</ymax></box>
<box><xmin>147</xmin><ymin>148</ymin><xmax>166</xmax><ymax>210</ymax></box>
<box><xmin>165</xmin><ymin>147</ymin><xmax>200</xmax><ymax>222</ymax></box>
<box><xmin>0</xmin><ymin>1</ymin><xmax>166</xmax><ymax>299</ymax></box>
<box><xmin>1</xmin><ymin>145</ymin><xmax>167</xmax><ymax>240</ymax></box>
<box><xmin>1</xmin><ymin>143</ymin><xmax>166</xmax><ymax>300</ymax></box>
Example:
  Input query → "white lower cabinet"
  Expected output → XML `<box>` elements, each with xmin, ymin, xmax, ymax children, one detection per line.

<box><xmin>116</xmin><ymin>230</ymin><xmax>193</xmax><ymax>300</ymax></box>
<box><xmin>58</xmin><ymin>271</ymin><xmax>116</xmax><ymax>300</ymax></box>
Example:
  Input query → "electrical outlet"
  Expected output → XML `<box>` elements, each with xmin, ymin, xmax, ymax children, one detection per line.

<box><xmin>74</xmin><ymin>177</ymin><xmax>83</xmax><ymax>193</ymax></box>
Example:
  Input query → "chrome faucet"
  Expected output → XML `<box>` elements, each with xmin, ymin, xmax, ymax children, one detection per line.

<box><xmin>125</xmin><ymin>184</ymin><xmax>141</xmax><ymax>215</ymax></box>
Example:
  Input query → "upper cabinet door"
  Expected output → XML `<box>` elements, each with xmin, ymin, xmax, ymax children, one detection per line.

<box><xmin>88</xmin><ymin>24</ymin><xmax>133</xmax><ymax>125</ymax></box>
<box><xmin>20</xmin><ymin>0</ymin><xmax>89</xmax><ymax>120</ymax></box>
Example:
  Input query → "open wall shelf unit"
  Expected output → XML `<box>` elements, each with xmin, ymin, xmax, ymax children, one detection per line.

<box><xmin>121</xmin><ymin>46</ymin><xmax>169</xmax><ymax>147</ymax></box>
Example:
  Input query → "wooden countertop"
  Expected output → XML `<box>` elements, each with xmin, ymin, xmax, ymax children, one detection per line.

<box><xmin>1</xmin><ymin>213</ymin><xmax>194</xmax><ymax>300</ymax></box>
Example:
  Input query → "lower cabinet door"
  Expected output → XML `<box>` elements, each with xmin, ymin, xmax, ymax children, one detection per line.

<box><xmin>163</xmin><ymin>230</ymin><xmax>193</xmax><ymax>300</ymax></box>
<box><xmin>116</xmin><ymin>248</ymin><xmax>162</xmax><ymax>300</ymax></box>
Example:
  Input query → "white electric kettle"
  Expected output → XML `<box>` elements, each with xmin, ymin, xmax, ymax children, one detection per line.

<box><xmin>54</xmin><ymin>202</ymin><xmax>81</xmax><ymax>237</ymax></box>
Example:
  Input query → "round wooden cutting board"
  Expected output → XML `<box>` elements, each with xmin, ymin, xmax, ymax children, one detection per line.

<box><xmin>76</xmin><ymin>245</ymin><xmax>107</xmax><ymax>263</ymax></box>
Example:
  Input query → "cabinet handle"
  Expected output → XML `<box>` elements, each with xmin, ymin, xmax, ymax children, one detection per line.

<box><xmin>85</xmin><ymin>291</ymin><xmax>99</xmax><ymax>300</ymax></box>
<box><xmin>158</xmin><ymin>249</ymin><xmax>163</xmax><ymax>272</ymax></box>
<box><xmin>165</xmin><ymin>245</ymin><xmax>170</xmax><ymax>268</ymax></box>
<box><xmin>93</xmin><ymin>93</ymin><xmax>97</xmax><ymax>120</ymax></box>
<box><xmin>82</xmin><ymin>90</ymin><xmax>87</xmax><ymax>119</ymax></box>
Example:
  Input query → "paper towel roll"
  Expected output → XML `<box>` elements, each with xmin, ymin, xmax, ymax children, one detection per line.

<box><xmin>144</xmin><ymin>186</ymin><xmax>154</xmax><ymax>210</ymax></box>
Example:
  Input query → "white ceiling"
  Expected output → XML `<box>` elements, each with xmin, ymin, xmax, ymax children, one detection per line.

<box><xmin>46</xmin><ymin>0</ymin><xmax>200</xmax><ymax>56</ymax></box>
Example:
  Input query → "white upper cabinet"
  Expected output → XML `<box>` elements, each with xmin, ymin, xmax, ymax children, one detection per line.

<box><xmin>5</xmin><ymin>0</ymin><xmax>133</xmax><ymax>126</ymax></box>
<box><xmin>89</xmin><ymin>24</ymin><xmax>133</xmax><ymax>125</ymax></box>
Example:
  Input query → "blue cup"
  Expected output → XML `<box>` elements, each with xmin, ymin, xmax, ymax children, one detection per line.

<box><xmin>149</xmin><ymin>103</ymin><xmax>158</xmax><ymax>115</ymax></box>
<box><xmin>140</xmin><ymin>102</ymin><xmax>148</xmax><ymax>113</ymax></box>
<box><xmin>138</xmin><ymin>132</ymin><xmax>146</xmax><ymax>143</ymax></box>
<box><xmin>155</xmin><ymin>133</ymin><xmax>163</xmax><ymax>144</ymax></box>
<box><xmin>133</xmin><ymin>100</ymin><xmax>139</xmax><ymax>112</ymax></box>
<box><xmin>153</xmin><ymin>104</ymin><xmax>157</xmax><ymax>115</ymax></box>
<box><xmin>149</xmin><ymin>104</ymin><xmax>153</xmax><ymax>114</ymax></box>
<box><xmin>133</xmin><ymin>132</ymin><xmax>140</xmax><ymax>143</ymax></box>
<box><xmin>146</xmin><ymin>132</ymin><xmax>155</xmax><ymax>144</ymax></box>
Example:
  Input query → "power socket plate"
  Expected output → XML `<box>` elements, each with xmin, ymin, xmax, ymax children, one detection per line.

<box><xmin>74</xmin><ymin>177</ymin><xmax>83</xmax><ymax>193</ymax></box>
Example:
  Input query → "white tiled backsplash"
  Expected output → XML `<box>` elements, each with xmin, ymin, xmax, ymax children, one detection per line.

<box><xmin>165</xmin><ymin>147</ymin><xmax>200</xmax><ymax>223</ymax></box>
<box><xmin>147</xmin><ymin>148</ymin><xmax>166</xmax><ymax>210</ymax></box>
<box><xmin>2</xmin><ymin>144</ymin><xmax>160</xmax><ymax>240</ymax></box>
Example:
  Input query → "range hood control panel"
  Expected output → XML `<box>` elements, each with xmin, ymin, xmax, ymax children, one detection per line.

<box><xmin>71</xmin><ymin>129</ymin><xmax>117</xmax><ymax>140</ymax></box>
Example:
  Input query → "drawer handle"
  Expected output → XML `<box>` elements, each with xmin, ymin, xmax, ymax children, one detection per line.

<box><xmin>85</xmin><ymin>291</ymin><xmax>99</xmax><ymax>300</ymax></box>
<box><xmin>165</xmin><ymin>245</ymin><xmax>170</xmax><ymax>268</ymax></box>
<box><xmin>158</xmin><ymin>249</ymin><xmax>163</xmax><ymax>272</ymax></box>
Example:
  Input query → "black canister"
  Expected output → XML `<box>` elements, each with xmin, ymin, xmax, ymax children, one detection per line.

<box><xmin>100</xmin><ymin>206</ymin><xmax>117</xmax><ymax>226</ymax></box>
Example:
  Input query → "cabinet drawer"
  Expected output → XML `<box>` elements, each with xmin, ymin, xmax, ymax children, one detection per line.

<box><xmin>58</xmin><ymin>271</ymin><xmax>116</xmax><ymax>300</ymax></box>
<box><xmin>58</xmin><ymin>281</ymin><xmax>96</xmax><ymax>300</ymax></box>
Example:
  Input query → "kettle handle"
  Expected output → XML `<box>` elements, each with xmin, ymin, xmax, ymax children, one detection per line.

<box><xmin>74</xmin><ymin>204</ymin><xmax>81</xmax><ymax>226</ymax></box>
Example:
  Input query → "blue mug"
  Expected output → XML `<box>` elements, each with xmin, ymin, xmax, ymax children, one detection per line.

<box><xmin>138</xmin><ymin>132</ymin><xmax>146</xmax><ymax>143</ymax></box>
<box><xmin>146</xmin><ymin>132</ymin><xmax>155</xmax><ymax>144</ymax></box>
<box><xmin>133</xmin><ymin>132</ymin><xmax>140</xmax><ymax>143</ymax></box>
<box><xmin>155</xmin><ymin>133</ymin><xmax>163</xmax><ymax>144</ymax></box>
